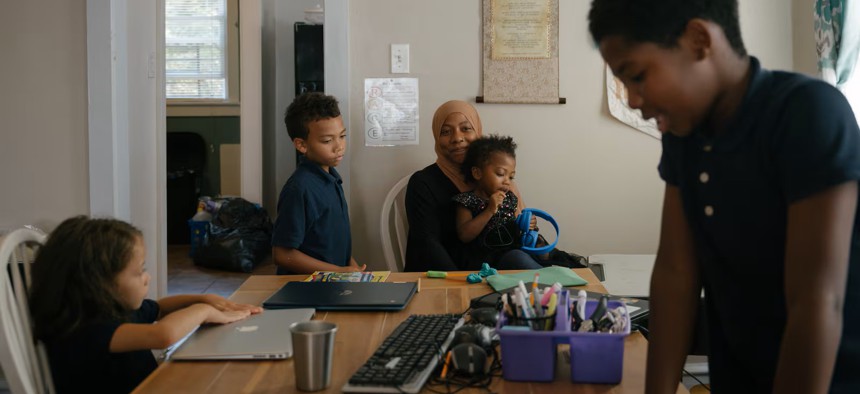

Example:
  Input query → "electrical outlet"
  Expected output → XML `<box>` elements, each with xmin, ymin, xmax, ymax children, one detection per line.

<box><xmin>391</xmin><ymin>44</ymin><xmax>410</xmax><ymax>74</ymax></box>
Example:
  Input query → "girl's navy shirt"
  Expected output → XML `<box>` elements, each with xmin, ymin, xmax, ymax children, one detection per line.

<box><xmin>46</xmin><ymin>299</ymin><xmax>160</xmax><ymax>393</ymax></box>
<box><xmin>659</xmin><ymin>57</ymin><xmax>860</xmax><ymax>392</ymax></box>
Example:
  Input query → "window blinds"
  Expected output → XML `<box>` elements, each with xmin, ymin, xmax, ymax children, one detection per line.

<box><xmin>165</xmin><ymin>0</ymin><xmax>227</xmax><ymax>100</ymax></box>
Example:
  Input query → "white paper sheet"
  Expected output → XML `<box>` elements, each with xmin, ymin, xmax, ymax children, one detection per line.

<box><xmin>364</xmin><ymin>78</ymin><xmax>419</xmax><ymax>146</ymax></box>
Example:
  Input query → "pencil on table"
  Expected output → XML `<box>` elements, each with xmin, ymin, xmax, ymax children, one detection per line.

<box><xmin>426</xmin><ymin>271</ymin><xmax>469</xmax><ymax>279</ymax></box>
<box><xmin>440</xmin><ymin>351</ymin><xmax>452</xmax><ymax>378</ymax></box>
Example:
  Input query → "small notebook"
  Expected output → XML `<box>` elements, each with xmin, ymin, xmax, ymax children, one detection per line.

<box><xmin>263</xmin><ymin>282</ymin><xmax>417</xmax><ymax>311</ymax></box>
<box><xmin>303</xmin><ymin>270</ymin><xmax>391</xmax><ymax>282</ymax></box>
<box><xmin>486</xmin><ymin>265</ymin><xmax>588</xmax><ymax>291</ymax></box>
<box><xmin>169</xmin><ymin>308</ymin><xmax>315</xmax><ymax>360</ymax></box>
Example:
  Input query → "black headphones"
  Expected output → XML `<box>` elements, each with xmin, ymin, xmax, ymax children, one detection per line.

<box><xmin>452</xmin><ymin>324</ymin><xmax>494</xmax><ymax>348</ymax></box>
<box><xmin>449</xmin><ymin>343</ymin><xmax>487</xmax><ymax>376</ymax></box>
<box><xmin>448</xmin><ymin>324</ymin><xmax>495</xmax><ymax>376</ymax></box>
<box><xmin>514</xmin><ymin>208</ymin><xmax>559</xmax><ymax>254</ymax></box>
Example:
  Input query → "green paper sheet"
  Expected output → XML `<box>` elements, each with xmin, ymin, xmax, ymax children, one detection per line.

<box><xmin>485</xmin><ymin>265</ymin><xmax>587</xmax><ymax>291</ymax></box>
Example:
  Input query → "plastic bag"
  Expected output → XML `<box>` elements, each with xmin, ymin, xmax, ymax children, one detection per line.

<box><xmin>193</xmin><ymin>197</ymin><xmax>272</xmax><ymax>273</ymax></box>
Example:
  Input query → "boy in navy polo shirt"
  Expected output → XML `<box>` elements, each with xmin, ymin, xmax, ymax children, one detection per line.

<box><xmin>589</xmin><ymin>0</ymin><xmax>860</xmax><ymax>392</ymax></box>
<box><xmin>272</xmin><ymin>92</ymin><xmax>365</xmax><ymax>274</ymax></box>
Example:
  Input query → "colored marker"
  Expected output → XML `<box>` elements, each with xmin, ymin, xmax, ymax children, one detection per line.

<box><xmin>541</xmin><ymin>282</ymin><xmax>562</xmax><ymax>306</ymax></box>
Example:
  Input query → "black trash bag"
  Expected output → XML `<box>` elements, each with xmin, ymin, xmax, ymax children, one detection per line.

<box><xmin>542</xmin><ymin>249</ymin><xmax>589</xmax><ymax>269</ymax></box>
<box><xmin>193</xmin><ymin>198</ymin><xmax>272</xmax><ymax>273</ymax></box>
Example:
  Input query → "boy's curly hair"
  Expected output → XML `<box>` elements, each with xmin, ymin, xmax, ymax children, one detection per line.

<box><xmin>588</xmin><ymin>0</ymin><xmax>746</xmax><ymax>57</ymax></box>
<box><xmin>284</xmin><ymin>92</ymin><xmax>341</xmax><ymax>141</ymax></box>
<box><xmin>461</xmin><ymin>134</ymin><xmax>517</xmax><ymax>183</ymax></box>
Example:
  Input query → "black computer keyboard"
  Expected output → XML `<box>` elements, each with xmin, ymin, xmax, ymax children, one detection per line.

<box><xmin>342</xmin><ymin>313</ymin><xmax>464</xmax><ymax>393</ymax></box>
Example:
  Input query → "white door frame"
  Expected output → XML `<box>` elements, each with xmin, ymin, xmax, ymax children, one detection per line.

<box><xmin>87</xmin><ymin>0</ymin><xmax>348</xmax><ymax>298</ymax></box>
<box><xmin>87</xmin><ymin>0</ymin><xmax>167</xmax><ymax>298</ymax></box>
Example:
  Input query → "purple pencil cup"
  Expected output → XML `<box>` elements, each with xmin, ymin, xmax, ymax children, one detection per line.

<box><xmin>497</xmin><ymin>290</ymin><xmax>570</xmax><ymax>381</ymax></box>
<box><xmin>497</xmin><ymin>291</ymin><xmax>631</xmax><ymax>384</ymax></box>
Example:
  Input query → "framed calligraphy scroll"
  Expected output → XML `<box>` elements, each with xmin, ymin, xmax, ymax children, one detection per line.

<box><xmin>477</xmin><ymin>0</ymin><xmax>564</xmax><ymax>104</ymax></box>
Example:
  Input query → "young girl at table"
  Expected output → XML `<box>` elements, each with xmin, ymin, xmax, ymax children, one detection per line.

<box><xmin>29</xmin><ymin>216</ymin><xmax>262</xmax><ymax>393</ymax></box>
<box><xmin>453</xmin><ymin>135</ymin><xmax>545</xmax><ymax>270</ymax></box>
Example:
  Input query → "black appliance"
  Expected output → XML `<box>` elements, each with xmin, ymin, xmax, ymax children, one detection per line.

<box><xmin>294</xmin><ymin>22</ymin><xmax>323</xmax><ymax>95</ymax></box>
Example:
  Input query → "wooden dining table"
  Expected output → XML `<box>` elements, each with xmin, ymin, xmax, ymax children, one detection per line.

<box><xmin>133</xmin><ymin>269</ymin><xmax>688</xmax><ymax>393</ymax></box>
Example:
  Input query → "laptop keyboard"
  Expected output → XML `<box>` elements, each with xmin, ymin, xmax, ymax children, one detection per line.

<box><xmin>342</xmin><ymin>314</ymin><xmax>464</xmax><ymax>393</ymax></box>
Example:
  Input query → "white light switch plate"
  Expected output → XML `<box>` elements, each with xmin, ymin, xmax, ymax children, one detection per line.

<box><xmin>391</xmin><ymin>44</ymin><xmax>410</xmax><ymax>73</ymax></box>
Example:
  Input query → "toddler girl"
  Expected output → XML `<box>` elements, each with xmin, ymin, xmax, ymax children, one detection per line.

<box><xmin>453</xmin><ymin>135</ymin><xmax>544</xmax><ymax>270</ymax></box>
<box><xmin>29</xmin><ymin>216</ymin><xmax>262</xmax><ymax>393</ymax></box>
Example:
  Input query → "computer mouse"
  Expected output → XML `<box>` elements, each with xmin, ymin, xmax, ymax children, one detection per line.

<box><xmin>449</xmin><ymin>343</ymin><xmax>487</xmax><ymax>376</ymax></box>
<box><xmin>470</xmin><ymin>307</ymin><xmax>500</xmax><ymax>327</ymax></box>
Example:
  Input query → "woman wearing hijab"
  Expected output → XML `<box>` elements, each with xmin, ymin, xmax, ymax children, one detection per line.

<box><xmin>404</xmin><ymin>100</ymin><xmax>534</xmax><ymax>272</ymax></box>
<box><xmin>403</xmin><ymin>101</ymin><xmax>481</xmax><ymax>272</ymax></box>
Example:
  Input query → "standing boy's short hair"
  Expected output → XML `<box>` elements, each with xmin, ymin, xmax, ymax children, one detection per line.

<box><xmin>588</xmin><ymin>0</ymin><xmax>747</xmax><ymax>57</ymax></box>
<box><xmin>461</xmin><ymin>134</ymin><xmax>517</xmax><ymax>183</ymax></box>
<box><xmin>284</xmin><ymin>92</ymin><xmax>341</xmax><ymax>141</ymax></box>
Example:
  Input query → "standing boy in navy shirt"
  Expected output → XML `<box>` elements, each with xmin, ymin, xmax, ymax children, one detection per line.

<box><xmin>589</xmin><ymin>0</ymin><xmax>860</xmax><ymax>392</ymax></box>
<box><xmin>272</xmin><ymin>92</ymin><xmax>365</xmax><ymax>274</ymax></box>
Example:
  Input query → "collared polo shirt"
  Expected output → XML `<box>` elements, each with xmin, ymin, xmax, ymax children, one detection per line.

<box><xmin>659</xmin><ymin>57</ymin><xmax>860</xmax><ymax>392</ymax></box>
<box><xmin>272</xmin><ymin>160</ymin><xmax>351</xmax><ymax>275</ymax></box>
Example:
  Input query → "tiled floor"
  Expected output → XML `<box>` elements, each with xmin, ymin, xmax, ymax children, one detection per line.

<box><xmin>167</xmin><ymin>244</ymin><xmax>275</xmax><ymax>298</ymax></box>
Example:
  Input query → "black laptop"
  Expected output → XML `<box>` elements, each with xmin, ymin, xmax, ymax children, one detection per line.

<box><xmin>262</xmin><ymin>281</ymin><xmax>418</xmax><ymax>311</ymax></box>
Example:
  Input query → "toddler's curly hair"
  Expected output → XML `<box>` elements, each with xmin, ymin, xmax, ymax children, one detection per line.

<box><xmin>461</xmin><ymin>134</ymin><xmax>517</xmax><ymax>183</ymax></box>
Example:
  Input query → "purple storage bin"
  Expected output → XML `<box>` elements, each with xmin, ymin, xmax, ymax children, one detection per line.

<box><xmin>498</xmin><ymin>329</ymin><xmax>559</xmax><ymax>381</ymax></box>
<box><xmin>496</xmin><ymin>291</ymin><xmax>630</xmax><ymax>384</ymax></box>
<box><xmin>497</xmin><ymin>290</ymin><xmax>570</xmax><ymax>381</ymax></box>
<box><xmin>568</xmin><ymin>300</ymin><xmax>630</xmax><ymax>384</ymax></box>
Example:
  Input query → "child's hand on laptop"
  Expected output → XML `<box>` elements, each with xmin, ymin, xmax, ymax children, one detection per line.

<box><xmin>202</xmin><ymin>294</ymin><xmax>263</xmax><ymax>315</ymax></box>
<box><xmin>203</xmin><ymin>306</ymin><xmax>253</xmax><ymax>325</ymax></box>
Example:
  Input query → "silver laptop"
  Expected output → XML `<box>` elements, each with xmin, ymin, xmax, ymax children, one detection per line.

<box><xmin>168</xmin><ymin>308</ymin><xmax>315</xmax><ymax>360</ymax></box>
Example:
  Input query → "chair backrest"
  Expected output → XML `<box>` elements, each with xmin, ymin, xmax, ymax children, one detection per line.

<box><xmin>0</xmin><ymin>228</ymin><xmax>54</xmax><ymax>394</ymax></box>
<box><xmin>380</xmin><ymin>175</ymin><xmax>411</xmax><ymax>272</ymax></box>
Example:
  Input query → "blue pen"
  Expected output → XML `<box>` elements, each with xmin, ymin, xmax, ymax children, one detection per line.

<box><xmin>516</xmin><ymin>291</ymin><xmax>532</xmax><ymax>319</ymax></box>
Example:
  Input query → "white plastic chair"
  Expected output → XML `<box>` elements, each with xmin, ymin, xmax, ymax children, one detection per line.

<box><xmin>380</xmin><ymin>175</ymin><xmax>411</xmax><ymax>272</ymax></box>
<box><xmin>0</xmin><ymin>228</ymin><xmax>55</xmax><ymax>393</ymax></box>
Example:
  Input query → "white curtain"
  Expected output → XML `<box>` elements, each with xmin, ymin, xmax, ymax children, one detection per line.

<box><xmin>815</xmin><ymin>0</ymin><xmax>860</xmax><ymax>87</ymax></box>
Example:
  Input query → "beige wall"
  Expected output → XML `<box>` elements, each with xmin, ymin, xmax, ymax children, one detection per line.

<box><xmin>0</xmin><ymin>0</ymin><xmax>811</xmax><ymax>272</ymax></box>
<box><xmin>347</xmin><ymin>0</ymin><xmax>797</xmax><ymax>270</ymax></box>
<box><xmin>0</xmin><ymin>1</ymin><xmax>89</xmax><ymax>231</ymax></box>
<box><xmin>793</xmin><ymin>0</ymin><xmax>819</xmax><ymax>76</ymax></box>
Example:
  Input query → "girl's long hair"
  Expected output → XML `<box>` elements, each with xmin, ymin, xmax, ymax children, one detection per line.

<box><xmin>30</xmin><ymin>216</ymin><xmax>142</xmax><ymax>341</ymax></box>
